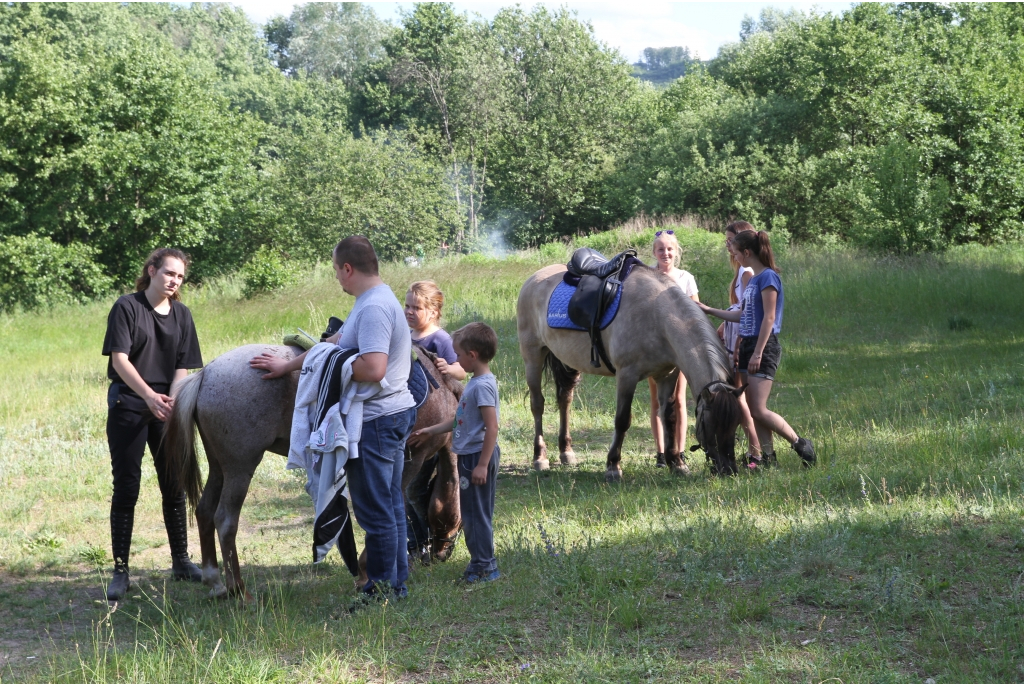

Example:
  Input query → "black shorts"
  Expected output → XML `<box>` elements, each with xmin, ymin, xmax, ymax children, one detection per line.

<box><xmin>738</xmin><ymin>334</ymin><xmax>781</xmax><ymax>381</ymax></box>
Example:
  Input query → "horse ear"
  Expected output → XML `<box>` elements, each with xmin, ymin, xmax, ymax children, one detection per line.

<box><xmin>701</xmin><ymin>387</ymin><xmax>714</xmax><ymax>403</ymax></box>
<box><xmin>732</xmin><ymin>384</ymin><xmax>747</xmax><ymax>397</ymax></box>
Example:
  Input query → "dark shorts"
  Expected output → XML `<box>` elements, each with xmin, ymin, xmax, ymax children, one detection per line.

<box><xmin>738</xmin><ymin>334</ymin><xmax>782</xmax><ymax>381</ymax></box>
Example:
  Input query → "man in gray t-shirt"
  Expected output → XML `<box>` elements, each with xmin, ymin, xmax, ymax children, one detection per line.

<box><xmin>337</xmin><ymin>283</ymin><xmax>414</xmax><ymax>420</ymax></box>
<box><xmin>248</xmin><ymin>235</ymin><xmax>416</xmax><ymax>602</ymax></box>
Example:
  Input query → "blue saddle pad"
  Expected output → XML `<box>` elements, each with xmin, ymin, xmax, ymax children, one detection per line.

<box><xmin>547</xmin><ymin>280</ymin><xmax>623</xmax><ymax>331</ymax></box>
<box><xmin>409</xmin><ymin>357</ymin><xmax>429</xmax><ymax>409</ymax></box>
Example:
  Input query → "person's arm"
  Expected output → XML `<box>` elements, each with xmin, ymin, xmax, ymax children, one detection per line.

<box><xmin>111</xmin><ymin>352</ymin><xmax>174</xmax><ymax>420</ymax></box>
<box><xmin>435</xmin><ymin>357</ymin><xmax>467</xmax><ymax>380</ymax></box>
<box><xmin>407</xmin><ymin>417</ymin><xmax>454</xmax><ymax>446</ymax></box>
<box><xmin>698</xmin><ymin>302</ymin><xmax>742</xmax><ymax>322</ymax></box>
<box><xmin>352</xmin><ymin>352</ymin><xmax>387</xmax><ymax>383</ymax></box>
<box><xmin>740</xmin><ymin>270</ymin><xmax>753</xmax><ymax>291</ymax></box>
<box><xmin>472</xmin><ymin>405</ymin><xmax>499</xmax><ymax>485</ymax></box>
<box><xmin>747</xmin><ymin>287</ymin><xmax>777</xmax><ymax>375</ymax></box>
<box><xmin>250</xmin><ymin>349</ymin><xmax>307</xmax><ymax>379</ymax></box>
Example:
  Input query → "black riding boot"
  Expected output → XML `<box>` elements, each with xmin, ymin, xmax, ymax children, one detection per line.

<box><xmin>107</xmin><ymin>506</ymin><xmax>134</xmax><ymax>601</ymax></box>
<box><xmin>163</xmin><ymin>500</ymin><xmax>203</xmax><ymax>582</ymax></box>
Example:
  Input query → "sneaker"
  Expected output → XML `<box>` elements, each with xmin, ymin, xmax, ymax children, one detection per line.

<box><xmin>792</xmin><ymin>438</ymin><xmax>816</xmax><ymax>466</ymax></box>
<box><xmin>655</xmin><ymin>453</ymin><xmax>666</xmax><ymax>468</ymax></box>
<box><xmin>463</xmin><ymin>569</ymin><xmax>501</xmax><ymax>584</ymax></box>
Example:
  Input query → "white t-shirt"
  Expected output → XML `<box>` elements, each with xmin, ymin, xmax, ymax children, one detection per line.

<box><xmin>734</xmin><ymin>266</ymin><xmax>754</xmax><ymax>303</ymax></box>
<box><xmin>669</xmin><ymin>268</ymin><xmax>698</xmax><ymax>298</ymax></box>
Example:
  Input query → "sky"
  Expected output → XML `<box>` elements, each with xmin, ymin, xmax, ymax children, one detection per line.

<box><xmin>233</xmin><ymin>1</ymin><xmax>853</xmax><ymax>63</ymax></box>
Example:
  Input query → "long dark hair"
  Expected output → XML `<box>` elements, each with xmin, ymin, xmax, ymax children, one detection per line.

<box><xmin>135</xmin><ymin>248</ymin><xmax>191</xmax><ymax>300</ymax></box>
<box><xmin>732</xmin><ymin>230</ymin><xmax>779</xmax><ymax>273</ymax></box>
<box><xmin>725</xmin><ymin>221</ymin><xmax>755</xmax><ymax>304</ymax></box>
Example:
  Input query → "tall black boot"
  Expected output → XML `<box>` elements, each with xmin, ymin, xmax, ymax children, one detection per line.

<box><xmin>107</xmin><ymin>506</ymin><xmax>134</xmax><ymax>601</ymax></box>
<box><xmin>163</xmin><ymin>500</ymin><xmax>202</xmax><ymax>582</ymax></box>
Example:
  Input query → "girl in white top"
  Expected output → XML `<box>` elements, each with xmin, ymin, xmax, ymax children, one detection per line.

<box><xmin>648</xmin><ymin>230</ymin><xmax>699</xmax><ymax>467</ymax></box>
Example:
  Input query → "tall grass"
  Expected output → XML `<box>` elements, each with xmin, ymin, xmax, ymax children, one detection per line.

<box><xmin>2</xmin><ymin>225</ymin><xmax>1024</xmax><ymax>682</ymax></box>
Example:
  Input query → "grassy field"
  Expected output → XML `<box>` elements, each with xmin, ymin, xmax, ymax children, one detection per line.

<box><xmin>1</xmin><ymin>224</ymin><xmax>1023</xmax><ymax>682</ymax></box>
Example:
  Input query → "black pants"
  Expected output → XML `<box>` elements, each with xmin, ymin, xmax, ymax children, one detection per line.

<box><xmin>106</xmin><ymin>385</ymin><xmax>183</xmax><ymax>509</ymax></box>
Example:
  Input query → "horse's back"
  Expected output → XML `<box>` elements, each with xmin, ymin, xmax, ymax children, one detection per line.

<box><xmin>517</xmin><ymin>264</ymin><xmax>567</xmax><ymax>345</ymax></box>
<box><xmin>197</xmin><ymin>344</ymin><xmax>299</xmax><ymax>458</ymax></box>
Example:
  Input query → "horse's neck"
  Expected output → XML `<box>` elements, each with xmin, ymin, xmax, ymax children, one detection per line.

<box><xmin>655</xmin><ymin>293</ymin><xmax>727</xmax><ymax>392</ymax></box>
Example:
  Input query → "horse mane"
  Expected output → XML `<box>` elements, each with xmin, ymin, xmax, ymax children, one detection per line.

<box><xmin>414</xmin><ymin>345</ymin><xmax>464</xmax><ymax>399</ymax></box>
<box><xmin>637</xmin><ymin>265</ymin><xmax>732</xmax><ymax>384</ymax></box>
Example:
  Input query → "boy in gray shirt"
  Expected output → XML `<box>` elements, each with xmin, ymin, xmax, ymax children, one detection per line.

<box><xmin>410</xmin><ymin>322</ymin><xmax>500</xmax><ymax>582</ymax></box>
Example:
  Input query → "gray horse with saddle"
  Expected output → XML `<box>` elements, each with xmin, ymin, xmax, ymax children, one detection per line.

<box><xmin>518</xmin><ymin>246</ymin><xmax>747</xmax><ymax>481</ymax></box>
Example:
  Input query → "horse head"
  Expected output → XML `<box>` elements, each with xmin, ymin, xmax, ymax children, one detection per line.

<box><xmin>693</xmin><ymin>380</ymin><xmax>744</xmax><ymax>476</ymax></box>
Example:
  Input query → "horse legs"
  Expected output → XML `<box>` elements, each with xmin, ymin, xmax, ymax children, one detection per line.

<box><xmin>195</xmin><ymin>453</ymin><xmax>226</xmax><ymax>598</ymax></box>
<box><xmin>656</xmin><ymin>370</ymin><xmax>689</xmax><ymax>476</ymax></box>
<box><xmin>606</xmin><ymin>370</ymin><xmax>641</xmax><ymax>482</ymax></box>
<box><xmin>213</xmin><ymin>471</ymin><xmax>256</xmax><ymax>602</ymax></box>
<box><xmin>524</xmin><ymin>354</ymin><xmax>549</xmax><ymax>471</ymax></box>
<box><xmin>553</xmin><ymin>361</ymin><xmax>581</xmax><ymax>466</ymax></box>
<box><xmin>429</xmin><ymin>444</ymin><xmax>461</xmax><ymax>561</ymax></box>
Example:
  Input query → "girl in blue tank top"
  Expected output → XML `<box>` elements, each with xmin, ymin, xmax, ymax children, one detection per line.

<box><xmin>699</xmin><ymin>230</ymin><xmax>816</xmax><ymax>469</ymax></box>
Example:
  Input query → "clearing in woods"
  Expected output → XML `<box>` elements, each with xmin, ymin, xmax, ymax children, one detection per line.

<box><xmin>1</xmin><ymin>225</ymin><xmax>1023</xmax><ymax>682</ymax></box>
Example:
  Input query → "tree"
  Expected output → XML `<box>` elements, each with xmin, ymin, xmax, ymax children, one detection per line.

<box><xmin>265</xmin><ymin>3</ymin><xmax>390</xmax><ymax>88</ymax></box>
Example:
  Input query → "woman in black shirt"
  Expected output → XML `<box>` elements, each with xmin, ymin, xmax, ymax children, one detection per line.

<box><xmin>101</xmin><ymin>248</ymin><xmax>204</xmax><ymax>601</ymax></box>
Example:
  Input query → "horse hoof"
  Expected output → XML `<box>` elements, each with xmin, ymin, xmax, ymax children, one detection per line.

<box><xmin>671</xmin><ymin>463</ymin><xmax>691</xmax><ymax>477</ymax></box>
<box><xmin>533</xmin><ymin>459</ymin><xmax>550</xmax><ymax>472</ymax></box>
<box><xmin>208</xmin><ymin>586</ymin><xmax>228</xmax><ymax>600</ymax></box>
<box><xmin>559</xmin><ymin>451</ymin><xmax>577</xmax><ymax>466</ymax></box>
<box><xmin>605</xmin><ymin>469</ymin><xmax>622</xmax><ymax>483</ymax></box>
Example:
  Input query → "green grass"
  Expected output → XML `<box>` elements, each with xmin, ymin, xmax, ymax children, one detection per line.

<box><xmin>2</xmin><ymin>225</ymin><xmax>1024</xmax><ymax>682</ymax></box>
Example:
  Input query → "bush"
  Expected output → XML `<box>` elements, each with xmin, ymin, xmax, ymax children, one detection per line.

<box><xmin>240</xmin><ymin>246</ymin><xmax>297</xmax><ymax>298</ymax></box>
<box><xmin>0</xmin><ymin>235</ymin><xmax>113</xmax><ymax>312</ymax></box>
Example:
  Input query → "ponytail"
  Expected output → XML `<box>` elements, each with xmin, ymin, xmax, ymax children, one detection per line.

<box><xmin>732</xmin><ymin>230</ymin><xmax>779</xmax><ymax>273</ymax></box>
<box><xmin>135</xmin><ymin>248</ymin><xmax>190</xmax><ymax>300</ymax></box>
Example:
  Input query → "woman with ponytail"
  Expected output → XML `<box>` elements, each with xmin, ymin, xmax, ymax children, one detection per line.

<box><xmin>700</xmin><ymin>229</ymin><xmax>816</xmax><ymax>468</ymax></box>
<box><xmin>100</xmin><ymin>248</ymin><xmax>204</xmax><ymax>600</ymax></box>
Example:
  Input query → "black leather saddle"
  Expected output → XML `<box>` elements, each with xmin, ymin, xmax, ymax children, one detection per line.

<box><xmin>565</xmin><ymin>248</ymin><xmax>638</xmax><ymax>373</ymax></box>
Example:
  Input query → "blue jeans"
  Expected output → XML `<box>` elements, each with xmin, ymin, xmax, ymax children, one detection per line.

<box><xmin>457</xmin><ymin>446</ymin><xmax>500</xmax><ymax>576</ymax></box>
<box><xmin>347</xmin><ymin>407</ymin><xmax>417</xmax><ymax>596</ymax></box>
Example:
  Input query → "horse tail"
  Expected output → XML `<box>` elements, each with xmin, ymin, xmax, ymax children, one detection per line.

<box><xmin>164</xmin><ymin>369</ymin><xmax>205</xmax><ymax>512</ymax></box>
<box><xmin>543</xmin><ymin>351</ymin><xmax>581</xmax><ymax>401</ymax></box>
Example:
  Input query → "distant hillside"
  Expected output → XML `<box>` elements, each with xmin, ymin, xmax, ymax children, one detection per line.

<box><xmin>631</xmin><ymin>46</ymin><xmax>701</xmax><ymax>87</ymax></box>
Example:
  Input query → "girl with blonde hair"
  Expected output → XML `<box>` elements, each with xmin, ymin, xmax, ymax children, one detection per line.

<box><xmin>648</xmin><ymin>230</ymin><xmax>699</xmax><ymax>467</ymax></box>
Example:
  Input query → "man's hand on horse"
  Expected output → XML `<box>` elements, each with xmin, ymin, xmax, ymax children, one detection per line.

<box><xmin>249</xmin><ymin>352</ymin><xmax>289</xmax><ymax>379</ymax></box>
<box><xmin>324</xmin><ymin>332</ymin><xmax>341</xmax><ymax>345</ymax></box>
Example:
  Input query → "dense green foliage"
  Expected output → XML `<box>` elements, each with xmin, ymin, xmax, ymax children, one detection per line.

<box><xmin>2</xmin><ymin>2</ymin><xmax>1024</xmax><ymax>310</ymax></box>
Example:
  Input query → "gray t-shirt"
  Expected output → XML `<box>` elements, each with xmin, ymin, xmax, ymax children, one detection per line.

<box><xmin>337</xmin><ymin>284</ymin><xmax>415</xmax><ymax>421</ymax></box>
<box><xmin>452</xmin><ymin>373</ymin><xmax>499</xmax><ymax>454</ymax></box>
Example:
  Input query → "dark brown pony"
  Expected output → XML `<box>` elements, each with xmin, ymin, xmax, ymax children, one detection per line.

<box><xmin>164</xmin><ymin>343</ymin><xmax>461</xmax><ymax>600</ymax></box>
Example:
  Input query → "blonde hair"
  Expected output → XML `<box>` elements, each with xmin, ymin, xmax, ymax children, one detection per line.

<box><xmin>652</xmin><ymin>231</ymin><xmax>681</xmax><ymax>268</ymax></box>
<box><xmin>407</xmin><ymin>280</ymin><xmax>444</xmax><ymax>323</ymax></box>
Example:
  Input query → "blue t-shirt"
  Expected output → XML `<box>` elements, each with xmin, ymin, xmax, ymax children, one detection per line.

<box><xmin>739</xmin><ymin>269</ymin><xmax>784</xmax><ymax>337</ymax></box>
<box><xmin>452</xmin><ymin>373</ymin><xmax>499</xmax><ymax>454</ymax></box>
<box><xmin>412</xmin><ymin>329</ymin><xmax>457</xmax><ymax>364</ymax></box>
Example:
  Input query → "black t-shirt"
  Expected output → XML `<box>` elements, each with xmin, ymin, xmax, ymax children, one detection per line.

<box><xmin>102</xmin><ymin>292</ymin><xmax>203</xmax><ymax>395</ymax></box>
